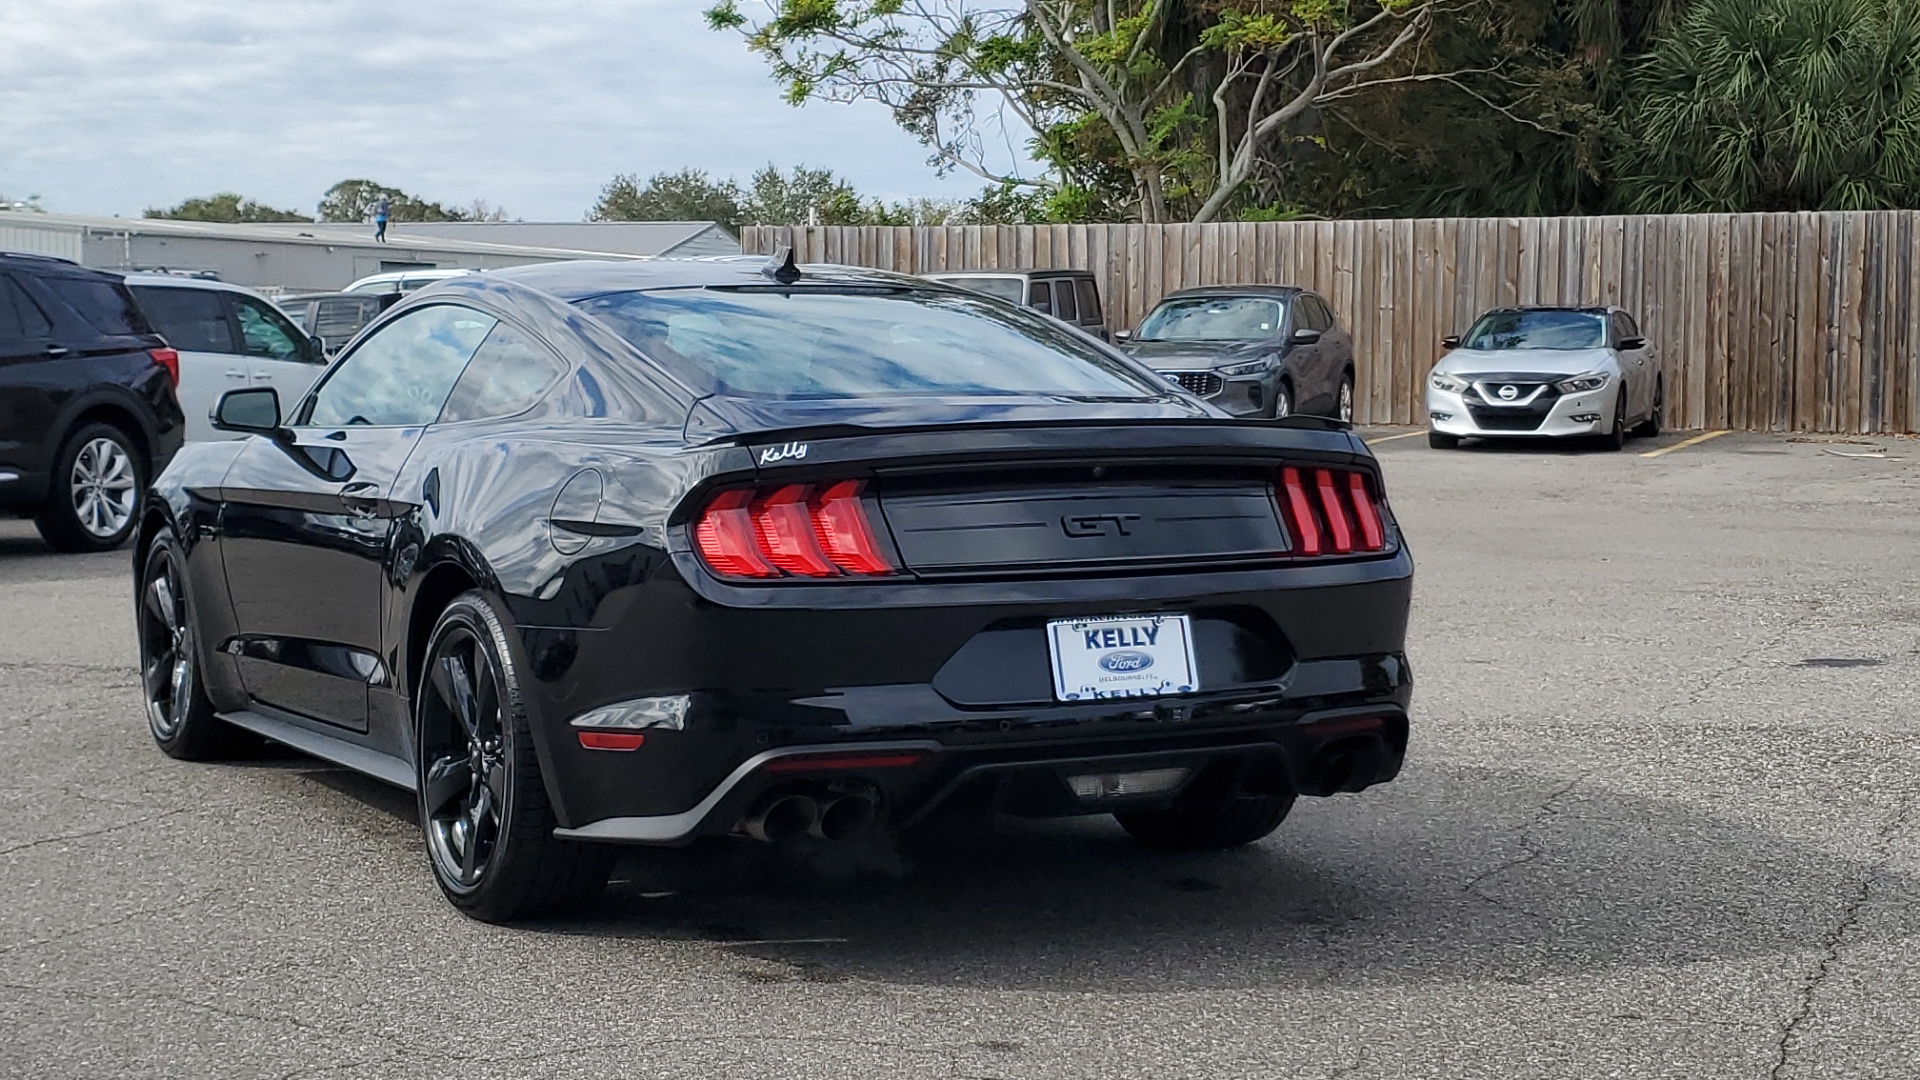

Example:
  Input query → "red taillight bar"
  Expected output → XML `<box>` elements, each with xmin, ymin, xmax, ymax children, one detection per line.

<box><xmin>148</xmin><ymin>347</ymin><xmax>180</xmax><ymax>389</ymax></box>
<box><xmin>1277</xmin><ymin>466</ymin><xmax>1389</xmax><ymax>558</ymax></box>
<box><xmin>695</xmin><ymin>480</ymin><xmax>895</xmax><ymax>581</ymax></box>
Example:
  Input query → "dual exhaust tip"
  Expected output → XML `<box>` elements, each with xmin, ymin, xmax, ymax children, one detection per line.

<box><xmin>742</xmin><ymin>789</ymin><xmax>879</xmax><ymax>844</ymax></box>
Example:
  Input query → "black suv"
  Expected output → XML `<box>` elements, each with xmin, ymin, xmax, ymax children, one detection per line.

<box><xmin>0</xmin><ymin>253</ymin><xmax>185</xmax><ymax>551</ymax></box>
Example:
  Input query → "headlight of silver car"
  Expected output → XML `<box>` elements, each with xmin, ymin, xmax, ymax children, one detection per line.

<box><xmin>1555</xmin><ymin>372</ymin><xmax>1610</xmax><ymax>393</ymax></box>
<box><xmin>1217</xmin><ymin>357</ymin><xmax>1273</xmax><ymax>378</ymax></box>
<box><xmin>1429</xmin><ymin>372</ymin><xmax>1469</xmax><ymax>394</ymax></box>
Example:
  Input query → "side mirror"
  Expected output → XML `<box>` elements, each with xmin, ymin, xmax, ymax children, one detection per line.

<box><xmin>1441</xmin><ymin>334</ymin><xmax>1462</xmax><ymax>349</ymax></box>
<box><xmin>212</xmin><ymin>387</ymin><xmax>282</xmax><ymax>435</ymax></box>
<box><xmin>1618</xmin><ymin>336</ymin><xmax>1646</xmax><ymax>351</ymax></box>
<box><xmin>1290</xmin><ymin>327</ymin><xmax>1322</xmax><ymax>345</ymax></box>
<box><xmin>1112</xmin><ymin>328</ymin><xmax>1133</xmax><ymax>344</ymax></box>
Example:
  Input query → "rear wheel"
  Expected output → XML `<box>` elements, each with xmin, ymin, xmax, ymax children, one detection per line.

<box><xmin>138</xmin><ymin>528</ymin><xmax>256</xmax><ymax>760</ymax></box>
<box><xmin>1117</xmin><ymin>792</ymin><xmax>1296</xmax><ymax>851</ymax></box>
<box><xmin>37</xmin><ymin>423</ymin><xmax>143</xmax><ymax>552</ymax></box>
<box><xmin>1428</xmin><ymin>431</ymin><xmax>1459</xmax><ymax>450</ymax></box>
<box><xmin>416</xmin><ymin>592</ymin><xmax>612</xmax><ymax>922</ymax></box>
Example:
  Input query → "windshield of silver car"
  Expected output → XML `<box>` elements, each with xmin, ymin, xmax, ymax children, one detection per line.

<box><xmin>1463</xmin><ymin>310</ymin><xmax>1607</xmax><ymax>350</ymax></box>
<box><xmin>1136</xmin><ymin>297</ymin><xmax>1281</xmax><ymax>342</ymax></box>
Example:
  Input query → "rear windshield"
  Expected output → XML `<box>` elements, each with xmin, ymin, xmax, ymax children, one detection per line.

<box><xmin>1464</xmin><ymin>310</ymin><xmax>1607</xmax><ymax>350</ymax></box>
<box><xmin>45</xmin><ymin>277</ymin><xmax>151</xmax><ymax>337</ymax></box>
<box><xmin>929</xmin><ymin>276</ymin><xmax>1026</xmax><ymax>305</ymax></box>
<box><xmin>1137</xmin><ymin>297</ymin><xmax>1281</xmax><ymax>342</ymax></box>
<box><xmin>575</xmin><ymin>287</ymin><xmax>1160</xmax><ymax>401</ymax></box>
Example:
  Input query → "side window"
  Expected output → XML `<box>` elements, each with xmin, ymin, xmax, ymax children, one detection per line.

<box><xmin>131</xmin><ymin>287</ymin><xmax>237</xmax><ymax>353</ymax></box>
<box><xmin>1612</xmin><ymin>311</ymin><xmax>1640</xmax><ymax>344</ymax></box>
<box><xmin>231</xmin><ymin>296</ymin><xmax>309</xmax><ymax>362</ymax></box>
<box><xmin>1051</xmin><ymin>279</ymin><xmax>1078</xmax><ymax>322</ymax></box>
<box><xmin>45</xmin><ymin>277</ymin><xmax>148</xmax><ymax>337</ymax></box>
<box><xmin>1292</xmin><ymin>296</ymin><xmax>1322</xmax><ymax>332</ymax></box>
<box><xmin>1028</xmin><ymin>280</ymin><xmax>1053</xmax><ymax>315</ymax></box>
<box><xmin>438</xmin><ymin>322</ymin><xmax>569</xmax><ymax>423</ymax></box>
<box><xmin>1076</xmin><ymin>278</ymin><xmax>1101</xmax><ymax>324</ymax></box>
<box><xmin>0</xmin><ymin>276</ymin><xmax>53</xmax><ymax>341</ymax></box>
<box><xmin>1312</xmin><ymin>296</ymin><xmax>1338</xmax><ymax>331</ymax></box>
<box><xmin>302</xmin><ymin>305</ymin><xmax>496</xmax><ymax>428</ymax></box>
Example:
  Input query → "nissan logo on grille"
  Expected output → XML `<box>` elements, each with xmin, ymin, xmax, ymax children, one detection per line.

<box><xmin>1497</xmin><ymin>384</ymin><xmax>1520</xmax><ymax>400</ymax></box>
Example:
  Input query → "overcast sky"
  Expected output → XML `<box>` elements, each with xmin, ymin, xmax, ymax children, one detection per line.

<box><xmin>1</xmin><ymin>0</ymin><xmax>1027</xmax><ymax>220</ymax></box>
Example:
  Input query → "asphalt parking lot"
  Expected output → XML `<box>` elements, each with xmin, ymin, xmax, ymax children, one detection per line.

<box><xmin>2</xmin><ymin>428</ymin><xmax>1916</xmax><ymax>1080</ymax></box>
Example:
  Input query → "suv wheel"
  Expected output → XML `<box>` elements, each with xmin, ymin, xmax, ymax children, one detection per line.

<box><xmin>37</xmin><ymin>423</ymin><xmax>144</xmax><ymax>552</ymax></box>
<box><xmin>1336</xmin><ymin>374</ymin><xmax>1355</xmax><ymax>423</ymax></box>
<box><xmin>1271</xmin><ymin>381</ymin><xmax>1293</xmax><ymax>419</ymax></box>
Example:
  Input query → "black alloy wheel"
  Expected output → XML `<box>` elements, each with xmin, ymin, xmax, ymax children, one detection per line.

<box><xmin>416</xmin><ymin>592</ymin><xmax>611</xmax><ymax>921</ymax></box>
<box><xmin>138</xmin><ymin>528</ymin><xmax>253</xmax><ymax>759</ymax></box>
<box><xmin>1635</xmin><ymin>377</ymin><xmax>1664</xmax><ymax>437</ymax></box>
<box><xmin>38</xmin><ymin>423</ymin><xmax>144</xmax><ymax>552</ymax></box>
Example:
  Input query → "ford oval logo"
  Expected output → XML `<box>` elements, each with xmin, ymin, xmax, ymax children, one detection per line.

<box><xmin>1100</xmin><ymin>650</ymin><xmax>1154</xmax><ymax>673</ymax></box>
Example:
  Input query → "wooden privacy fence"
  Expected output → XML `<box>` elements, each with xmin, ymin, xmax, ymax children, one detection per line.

<box><xmin>743</xmin><ymin>213</ymin><xmax>1920</xmax><ymax>434</ymax></box>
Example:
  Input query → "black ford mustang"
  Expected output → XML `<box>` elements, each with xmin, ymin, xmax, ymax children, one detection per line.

<box><xmin>134</xmin><ymin>257</ymin><xmax>1413</xmax><ymax>922</ymax></box>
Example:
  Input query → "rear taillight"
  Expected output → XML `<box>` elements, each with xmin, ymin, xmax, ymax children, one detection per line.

<box><xmin>1277</xmin><ymin>467</ymin><xmax>1390</xmax><ymax>557</ymax></box>
<box><xmin>148</xmin><ymin>347</ymin><xmax>180</xmax><ymax>388</ymax></box>
<box><xmin>694</xmin><ymin>481</ymin><xmax>896</xmax><ymax>580</ymax></box>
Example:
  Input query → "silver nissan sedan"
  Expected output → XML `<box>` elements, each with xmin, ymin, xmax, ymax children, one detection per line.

<box><xmin>1425</xmin><ymin>306</ymin><xmax>1663</xmax><ymax>450</ymax></box>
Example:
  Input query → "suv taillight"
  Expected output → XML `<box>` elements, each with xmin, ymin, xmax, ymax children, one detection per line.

<box><xmin>1277</xmin><ymin>466</ymin><xmax>1390</xmax><ymax>556</ymax></box>
<box><xmin>147</xmin><ymin>347</ymin><xmax>180</xmax><ymax>388</ymax></box>
<box><xmin>694</xmin><ymin>480</ymin><xmax>896</xmax><ymax>580</ymax></box>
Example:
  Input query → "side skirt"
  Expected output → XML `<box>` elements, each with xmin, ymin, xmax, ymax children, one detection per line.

<box><xmin>217</xmin><ymin>707</ymin><xmax>417</xmax><ymax>791</ymax></box>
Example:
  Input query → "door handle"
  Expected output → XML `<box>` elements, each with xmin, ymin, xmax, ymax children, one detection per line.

<box><xmin>339</xmin><ymin>481</ymin><xmax>382</xmax><ymax>517</ymax></box>
<box><xmin>227</xmin><ymin>368</ymin><xmax>249</xmax><ymax>379</ymax></box>
<box><xmin>44</xmin><ymin>345</ymin><xmax>70</xmax><ymax>359</ymax></box>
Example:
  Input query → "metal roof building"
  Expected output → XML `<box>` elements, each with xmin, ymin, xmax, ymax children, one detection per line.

<box><xmin>0</xmin><ymin>213</ymin><xmax>739</xmax><ymax>294</ymax></box>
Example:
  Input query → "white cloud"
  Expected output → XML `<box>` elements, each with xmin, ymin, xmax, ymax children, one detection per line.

<box><xmin>0</xmin><ymin>0</ymin><xmax>1032</xmax><ymax>219</ymax></box>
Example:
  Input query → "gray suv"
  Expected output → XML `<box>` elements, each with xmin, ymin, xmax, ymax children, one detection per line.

<box><xmin>1118</xmin><ymin>285</ymin><xmax>1355</xmax><ymax>422</ymax></box>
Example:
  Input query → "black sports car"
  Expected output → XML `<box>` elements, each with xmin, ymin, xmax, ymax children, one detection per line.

<box><xmin>135</xmin><ymin>256</ymin><xmax>1413</xmax><ymax>922</ymax></box>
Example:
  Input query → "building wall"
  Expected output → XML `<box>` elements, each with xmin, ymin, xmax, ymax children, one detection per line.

<box><xmin>76</xmin><ymin>230</ymin><xmax>576</xmax><ymax>293</ymax></box>
<box><xmin>0</xmin><ymin>219</ymin><xmax>84</xmax><ymax>262</ymax></box>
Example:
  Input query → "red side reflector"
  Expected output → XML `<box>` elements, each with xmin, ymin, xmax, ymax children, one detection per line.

<box><xmin>1279</xmin><ymin>467</ymin><xmax>1321</xmax><ymax>556</ymax></box>
<box><xmin>762</xmin><ymin>752</ymin><xmax>925</xmax><ymax>773</ymax></box>
<box><xmin>1347</xmin><ymin>473</ymin><xmax>1385</xmax><ymax>551</ymax></box>
<box><xmin>751</xmin><ymin>484</ymin><xmax>838</xmax><ymax>577</ymax></box>
<box><xmin>810</xmin><ymin>480</ymin><xmax>894</xmax><ymax>575</ymax></box>
<box><xmin>1314</xmin><ymin>469</ymin><xmax>1354</xmax><ymax>554</ymax></box>
<box><xmin>578</xmin><ymin>731</ymin><xmax>645</xmax><ymax>751</ymax></box>
<box><xmin>695</xmin><ymin>489</ymin><xmax>777</xmax><ymax>578</ymax></box>
<box><xmin>148</xmin><ymin>347</ymin><xmax>180</xmax><ymax>388</ymax></box>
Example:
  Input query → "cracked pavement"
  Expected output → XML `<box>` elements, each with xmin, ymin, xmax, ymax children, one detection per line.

<box><xmin>1</xmin><ymin>429</ymin><xmax>1916</xmax><ymax>1079</ymax></box>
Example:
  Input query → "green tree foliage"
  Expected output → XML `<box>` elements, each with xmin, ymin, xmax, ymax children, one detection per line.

<box><xmin>316</xmin><ymin>180</ymin><xmax>476</xmax><ymax>223</ymax></box>
<box><xmin>590</xmin><ymin>164</ymin><xmax>987</xmax><ymax>226</ymax></box>
<box><xmin>145</xmin><ymin>192</ymin><xmax>312</xmax><ymax>222</ymax></box>
<box><xmin>1615</xmin><ymin>0</ymin><xmax>1920</xmax><ymax>211</ymax></box>
<box><xmin>590</xmin><ymin>168</ymin><xmax>747</xmax><ymax>226</ymax></box>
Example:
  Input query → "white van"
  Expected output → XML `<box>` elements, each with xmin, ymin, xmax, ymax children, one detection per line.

<box><xmin>123</xmin><ymin>274</ymin><xmax>328</xmax><ymax>441</ymax></box>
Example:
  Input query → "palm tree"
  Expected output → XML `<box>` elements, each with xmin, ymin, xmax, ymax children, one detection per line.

<box><xmin>1617</xmin><ymin>0</ymin><xmax>1920</xmax><ymax>211</ymax></box>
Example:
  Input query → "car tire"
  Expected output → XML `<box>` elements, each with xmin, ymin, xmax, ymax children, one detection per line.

<box><xmin>1598</xmin><ymin>390</ymin><xmax>1628</xmax><ymax>451</ymax></box>
<box><xmin>416</xmin><ymin>591</ymin><xmax>612</xmax><ymax>922</ymax></box>
<box><xmin>36</xmin><ymin>423</ymin><xmax>144</xmax><ymax>553</ymax></box>
<box><xmin>1634</xmin><ymin>378</ymin><xmax>1664</xmax><ymax>437</ymax></box>
<box><xmin>138</xmin><ymin>527</ymin><xmax>259</xmax><ymax>760</ymax></box>
<box><xmin>1116</xmin><ymin>792</ymin><xmax>1296</xmax><ymax>851</ymax></box>
<box><xmin>1271</xmin><ymin>381</ymin><xmax>1294</xmax><ymax>420</ymax></box>
<box><xmin>1428</xmin><ymin>431</ymin><xmax>1459</xmax><ymax>450</ymax></box>
<box><xmin>1336</xmin><ymin>373</ymin><xmax>1355</xmax><ymax>423</ymax></box>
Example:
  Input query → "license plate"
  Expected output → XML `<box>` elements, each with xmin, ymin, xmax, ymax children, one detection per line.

<box><xmin>1046</xmin><ymin>614</ymin><xmax>1198</xmax><ymax>702</ymax></box>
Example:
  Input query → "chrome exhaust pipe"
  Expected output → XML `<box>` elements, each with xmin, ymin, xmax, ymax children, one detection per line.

<box><xmin>743</xmin><ymin>795</ymin><xmax>819</xmax><ymax>843</ymax></box>
<box><xmin>809</xmin><ymin>793</ymin><xmax>878</xmax><ymax>841</ymax></box>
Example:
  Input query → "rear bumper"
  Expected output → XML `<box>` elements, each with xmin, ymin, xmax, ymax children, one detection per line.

<box><xmin>513</xmin><ymin>547</ymin><xmax>1414</xmax><ymax>840</ymax></box>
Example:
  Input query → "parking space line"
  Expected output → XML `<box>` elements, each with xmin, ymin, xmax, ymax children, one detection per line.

<box><xmin>1365</xmin><ymin>430</ymin><xmax>1427</xmax><ymax>446</ymax></box>
<box><xmin>1641</xmin><ymin>430</ymin><xmax>1729</xmax><ymax>458</ymax></box>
